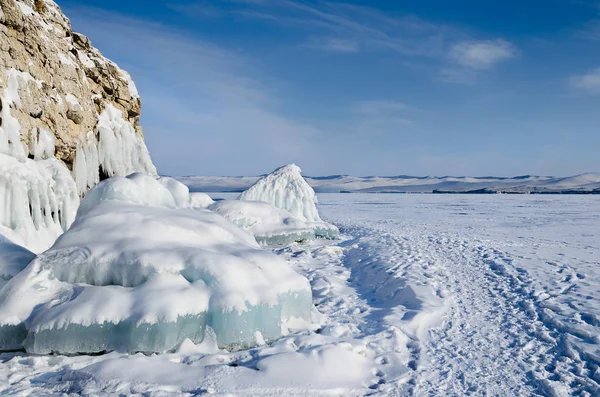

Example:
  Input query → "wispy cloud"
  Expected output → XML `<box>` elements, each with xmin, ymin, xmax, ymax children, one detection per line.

<box><xmin>183</xmin><ymin>0</ymin><xmax>458</xmax><ymax>57</ymax></box>
<box><xmin>353</xmin><ymin>100</ymin><xmax>409</xmax><ymax>116</ymax></box>
<box><xmin>569</xmin><ymin>68</ymin><xmax>600</xmax><ymax>94</ymax></box>
<box><xmin>449</xmin><ymin>39</ymin><xmax>518</xmax><ymax>70</ymax></box>
<box><xmin>176</xmin><ymin>0</ymin><xmax>518</xmax><ymax>86</ymax></box>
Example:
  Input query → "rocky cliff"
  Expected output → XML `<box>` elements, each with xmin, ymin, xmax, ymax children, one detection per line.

<box><xmin>0</xmin><ymin>0</ymin><xmax>156</xmax><ymax>194</ymax></box>
<box><xmin>0</xmin><ymin>0</ymin><xmax>157</xmax><ymax>252</ymax></box>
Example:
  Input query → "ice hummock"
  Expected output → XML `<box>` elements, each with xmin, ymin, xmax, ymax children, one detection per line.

<box><xmin>209</xmin><ymin>200</ymin><xmax>316</xmax><ymax>246</ymax></box>
<box><xmin>189</xmin><ymin>192</ymin><xmax>214</xmax><ymax>209</ymax></box>
<box><xmin>238</xmin><ymin>164</ymin><xmax>339</xmax><ymax>238</ymax></box>
<box><xmin>0</xmin><ymin>174</ymin><xmax>311</xmax><ymax>354</ymax></box>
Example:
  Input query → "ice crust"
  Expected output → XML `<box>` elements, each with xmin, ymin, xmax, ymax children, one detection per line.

<box><xmin>0</xmin><ymin>174</ymin><xmax>312</xmax><ymax>354</ymax></box>
<box><xmin>209</xmin><ymin>200</ymin><xmax>316</xmax><ymax>246</ymax></box>
<box><xmin>238</xmin><ymin>164</ymin><xmax>339</xmax><ymax>239</ymax></box>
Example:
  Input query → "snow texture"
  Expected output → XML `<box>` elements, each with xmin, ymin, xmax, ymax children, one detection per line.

<box><xmin>0</xmin><ymin>174</ymin><xmax>311</xmax><ymax>354</ymax></box>
<box><xmin>0</xmin><ymin>194</ymin><xmax>599</xmax><ymax>395</ymax></box>
<box><xmin>189</xmin><ymin>192</ymin><xmax>214</xmax><ymax>209</ymax></box>
<box><xmin>238</xmin><ymin>164</ymin><xmax>338</xmax><ymax>238</ymax></box>
<box><xmin>209</xmin><ymin>200</ymin><xmax>316</xmax><ymax>246</ymax></box>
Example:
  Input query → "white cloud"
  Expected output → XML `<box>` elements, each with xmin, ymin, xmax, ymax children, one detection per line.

<box><xmin>449</xmin><ymin>39</ymin><xmax>518</xmax><ymax>70</ymax></box>
<box><xmin>569</xmin><ymin>68</ymin><xmax>600</xmax><ymax>94</ymax></box>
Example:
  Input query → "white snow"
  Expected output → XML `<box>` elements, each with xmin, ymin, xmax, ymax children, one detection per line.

<box><xmin>77</xmin><ymin>173</ymin><xmax>181</xmax><ymax>216</ymax></box>
<box><xmin>0</xmin><ymin>194</ymin><xmax>599</xmax><ymax>395</ymax></box>
<box><xmin>73</xmin><ymin>104</ymin><xmax>157</xmax><ymax>195</ymax></box>
<box><xmin>57</xmin><ymin>52</ymin><xmax>77</xmax><ymax>68</ymax></box>
<box><xmin>0</xmin><ymin>155</ymin><xmax>79</xmax><ymax>253</ymax></box>
<box><xmin>181</xmin><ymin>172</ymin><xmax>600</xmax><ymax>193</ymax></box>
<box><xmin>77</xmin><ymin>51</ymin><xmax>96</xmax><ymax>69</ymax></box>
<box><xmin>189</xmin><ymin>192</ymin><xmax>214</xmax><ymax>208</ymax></box>
<box><xmin>64</xmin><ymin>93</ymin><xmax>82</xmax><ymax>110</ymax></box>
<box><xmin>96</xmin><ymin>103</ymin><xmax>157</xmax><ymax>178</ymax></box>
<box><xmin>15</xmin><ymin>1</ymin><xmax>35</xmax><ymax>17</ymax></box>
<box><xmin>0</xmin><ymin>174</ymin><xmax>311</xmax><ymax>354</ymax></box>
<box><xmin>28</xmin><ymin>128</ymin><xmax>55</xmax><ymax>160</ymax></box>
<box><xmin>119</xmin><ymin>70</ymin><xmax>140</xmax><ymax>98</ymax></box>
<box><xmin>209</xmin><ymin>199</ymin><xmax>316</xmax><ymax>245</ymax></box>
<box><xmin>239</xmin><ymin>164</ymin><xmax>322</xmax><ymax>223</ymax></box>
<box><xmin>157</xmin><ymin>176</ymin><xmax>191</xmax><ymax>208</ymax></box>
<box><xmin>238</xmin><ymin>164</ymin><xmax>339</xmax><ymax>238</ymax></box>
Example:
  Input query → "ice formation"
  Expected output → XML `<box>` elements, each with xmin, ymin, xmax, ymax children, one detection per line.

<box><xmin>0</xmin><ymin>154</ymin><xmax>79</xmax><ymax>253</ymax></box>
<box><xmin>189</xmin><ymin>192</ymin><xmax>214</xmax><ymax>209</ymax></box>
<box><xmin>0</xmin><ymin>174</ymin><xmax>312</xmax><ymax>354</ymax></box>
<box><xmin>73</xmin><ymin>104</ymin><xmax>157</xmax><ymax>195</ymax></box>
<box><xmin>209</xmin><ymin>200</ymin><xmax>316</xmax><ymax>246</ymax></box>
<box><xmin>238</xmin><ymin>164</ymin><xmax>339</xmax><ymax>238</ymax></box>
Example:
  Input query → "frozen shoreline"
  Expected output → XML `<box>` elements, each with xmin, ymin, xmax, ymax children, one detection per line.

<box><xmin>1</xmin><ymin>194</ymin><xmax>599</xmax><ymax>396</ymax></box>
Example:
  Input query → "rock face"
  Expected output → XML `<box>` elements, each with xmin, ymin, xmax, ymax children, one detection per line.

<box><xmin>0</xmin><ymin>0</ymin><xmax>156</xmax><ymax>194</ymax></box>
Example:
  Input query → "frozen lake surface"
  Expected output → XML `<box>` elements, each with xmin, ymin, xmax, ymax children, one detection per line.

<box><xmin>1</xmin><ymin>194</ymin><xmax>599</xmax><ymax>396</ymax></box>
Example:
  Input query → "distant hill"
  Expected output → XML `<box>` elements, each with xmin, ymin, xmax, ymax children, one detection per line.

<box><xmin>177</xmin><ymin>173</ymin><xmax>600</xmax><ymax>194</ymax></box>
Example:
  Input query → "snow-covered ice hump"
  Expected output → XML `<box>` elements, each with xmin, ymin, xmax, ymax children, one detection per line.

<box><xmin>0</xmin><ymin>174</ymin><xmax>312</xmax><ymax>354</ymax></box>
<box><xmin>238</xmin><ymin>164</ymin><xmax>339</xmax><ymax>238</ymax></box>
<box><xmin>209</xmin><ymin>200</ymin><xmax>316</xmax><ymax>246</ymax></box>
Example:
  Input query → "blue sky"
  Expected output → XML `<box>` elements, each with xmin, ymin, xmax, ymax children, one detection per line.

<box><xmin>61</xmin><ymin>0</ymin><xmax>600</xmax><ymax>177</ymax></box>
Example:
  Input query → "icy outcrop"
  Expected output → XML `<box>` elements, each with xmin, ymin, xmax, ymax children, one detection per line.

<box><xmin>0</xmin><ymin>154</ymin><xmax>79</xmax><ymax>253</ymax></box>
<box><xmin>209</xmin><ymin>200</ymin><xmax>315</xmax><ymax>246</ymax></box>
<box><xmin>0</xmin><ymin>0</ymin><xmax>157</xmax><ymax>195</ymax></box>
<box><xmin>0</xmin><ymin>175</ymin><xmax>312</xmax><ymax>354</ymax></box>
<box><xmin>189</xmin><ymin>192</ymin><xmax>214</xmax><ymax>209</ymax></box>
<box><xmin>238</xmin><ymin>164</ymin><xmax>339</xmax><ymax>238</ymax></box>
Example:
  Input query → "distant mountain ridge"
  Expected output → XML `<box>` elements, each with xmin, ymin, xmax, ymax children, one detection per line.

<box><xmin>177</xmin><ymin>173</ymin><xmax>600</xmax><ymax>194</ymax></box>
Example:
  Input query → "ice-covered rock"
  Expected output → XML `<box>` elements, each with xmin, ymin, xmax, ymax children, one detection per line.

<box><xmin>209</xmin><ymin>200</ymin><xmax>316</xmax><ymax>246</ymax></box>
<box><xmin>0</xmin><ymin>154</ymin><xmax>79</xmax><ymax>253</ymax></box>
<box><xmin>1</xmin><ymin>0</ymin><xmax>157</xmax><ymax>195</ymax></box>
<box><xmin>238</xmin><ymin>164</ymin><xmax>339</xmax><ymax>238</ymax></box>
<box><xmin>0</xmin><ymin>175</ymin><xmax>312</xmax><ymax>354</ymax></box>
<box><xmin>189</xmin><ymin>192</ymin><xmax>214</xmax><ymax>209</ymax></box>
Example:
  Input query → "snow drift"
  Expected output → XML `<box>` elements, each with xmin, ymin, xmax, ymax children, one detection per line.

<box><xmin>238</xmin><ymin>164</ymin><xmax>339</xmax><ymax>239</ymax></box>
<box><xmin>0</xmin><ymin>174</ymin><xmax>312</xmax><ymax>354</ymax></box>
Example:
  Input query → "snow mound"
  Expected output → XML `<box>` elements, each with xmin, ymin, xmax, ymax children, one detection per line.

<box><xmin>209</xmin><ymin>200</ymin><xmax>316</xmax><ymax>246</ymax></box>
<box><xmin>238</xmin><ymin>164</ymin><xmax>338</xmax><ymax>238</ymax></box>
<box><xmin>0</xmin><ymin>176</ymin><xmax>312</xmax><ymax>354</ymax></box>
<box><xmin>77</xmin><ymin>173</ymin><xmax>187</xmax><ymax>217</ymax></box>
<box><xmin>189</xmin><ymin>192</ymin><xmax>214</xmax><ymax>209</ymax></box>
<box><xmin>0</xmin><ymin>154</ymin><xmax>79</xmax><ymax>253</ymax></box>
